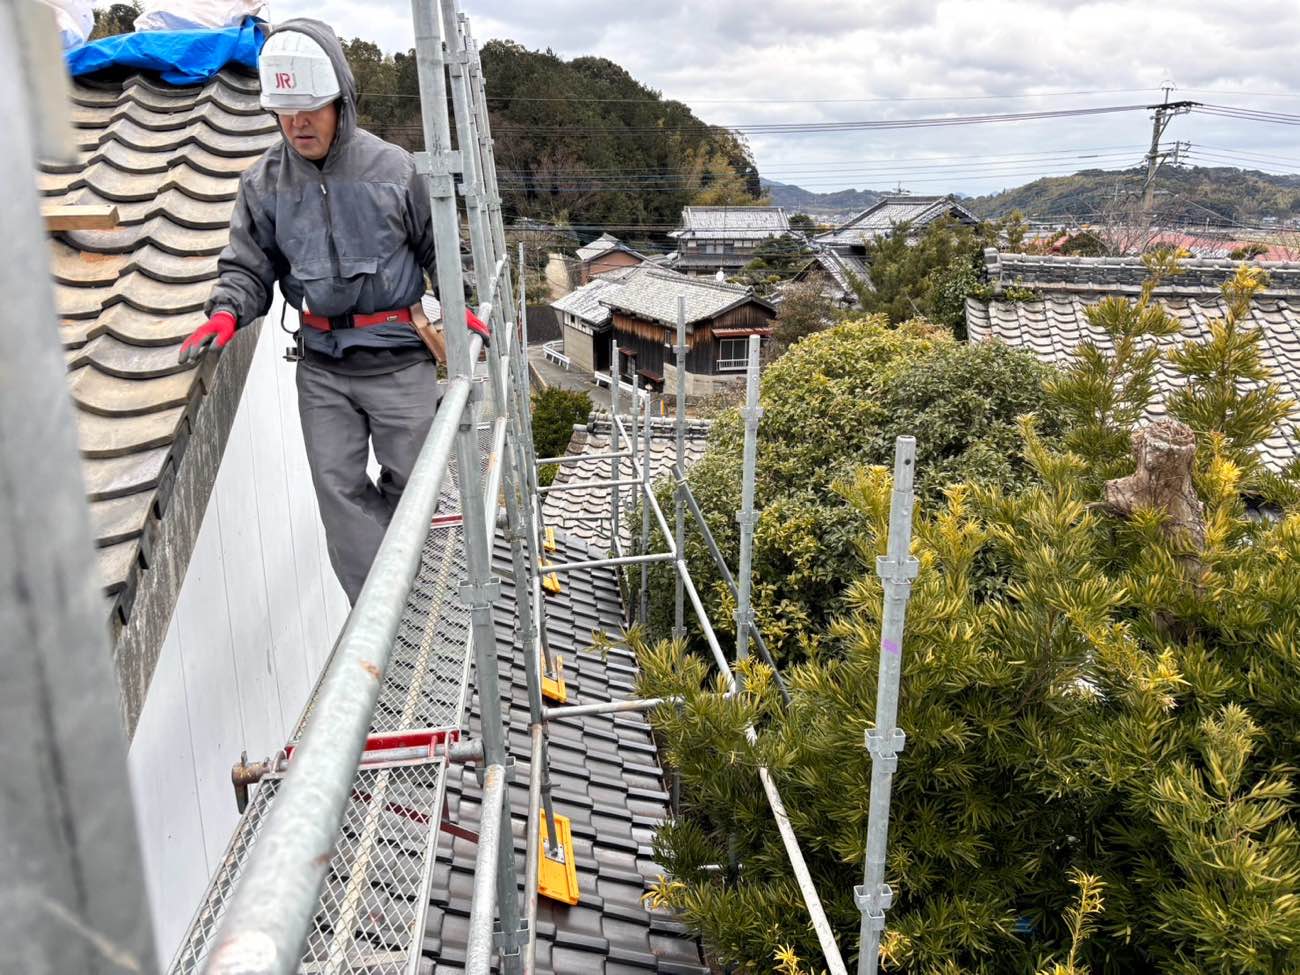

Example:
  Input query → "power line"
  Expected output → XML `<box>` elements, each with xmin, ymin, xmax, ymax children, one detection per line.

<box><xmin>357</xmin><ymin>85</ymin><xmax>1164</xmax><ymax>104</ymax></box>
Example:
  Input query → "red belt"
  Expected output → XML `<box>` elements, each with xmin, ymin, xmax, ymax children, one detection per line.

<box><xmin>300</xmin><ymin>307</ymin><xmax>413</xmax><ymax>332</ymax></box>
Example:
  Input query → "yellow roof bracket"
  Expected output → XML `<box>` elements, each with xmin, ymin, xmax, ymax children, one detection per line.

<box><xmin>541</xmin><ymin>654</ymin><xmax>567</xmax><ymax>703</ymax></box>
<box><xmin>543</xmin><ymin>525</ymin><xmax>557</xmax><ymax>553</ymax></box>
<box><xmin>537</xmin><ymin>811</ymin><xmax>581</xmax><ymax>906</ymax></box>
<box><xmin>540</xmin><ymin>557</ymin><xmax>562</xmax><ymax>595</ymax></box>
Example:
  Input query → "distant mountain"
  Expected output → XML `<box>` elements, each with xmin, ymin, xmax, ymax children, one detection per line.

<box><xmin>968</xmin><ymin>166</ymin><xmax>1300</xmax><ymax>225</ymax></box>
<box><xmin>762</xmin><ymin>179</ymin><xmax>884</xmax><ymax>220</ymax></box>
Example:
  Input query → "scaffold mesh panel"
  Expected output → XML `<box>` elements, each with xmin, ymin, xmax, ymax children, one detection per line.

<box><xmin>169</xmin><ymin>760</ymin><xmax>447</xmax><ymax>974</ymax></box>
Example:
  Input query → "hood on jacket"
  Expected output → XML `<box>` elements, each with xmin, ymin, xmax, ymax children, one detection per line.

<box><xmin>263</xmin><ymin>18</ymin><xmax>358</xmax><ymax>161</ymax></box>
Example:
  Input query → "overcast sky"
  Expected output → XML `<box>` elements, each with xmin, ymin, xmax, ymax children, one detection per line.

<box><xmin>277</xmin><ymin>0</ymin><xmax>1300</xmax><ymax>208</ymax></box>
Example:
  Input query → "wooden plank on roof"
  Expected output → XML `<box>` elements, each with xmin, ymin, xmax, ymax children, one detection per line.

<box><xmin>43</xmin><ymin>203</ymin><xmax>120</xmax><ymax>230</ymax></box>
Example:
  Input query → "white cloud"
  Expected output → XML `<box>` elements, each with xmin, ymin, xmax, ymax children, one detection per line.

<box><xmin>271</xmin><ymin>0</ymin><xmax>1300</xmax><ymax>201</ymax></box>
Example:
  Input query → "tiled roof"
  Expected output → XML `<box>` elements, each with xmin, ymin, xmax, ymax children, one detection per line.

<box><xmin>671</xmin><ymin>206</ymin><xmax>790</xmax><ymax>241</ymax></box>
<box><xmin>817</xmin><ymin>194</ymin><xmax>976</xmax><ymax>247</ymax></box>
<box><xmin>796</xmin><ymin>249</ymin><xmax>870</xmax><ymax>299</ymax></box>
<box><xmin>541</xmin><ymin>415</ymin><xmax>712</xmax><ymax>552</ymax></box>
<box><xmin>600</xmin><ymin>269</ymin><xmax>772</xmax><ymax>328</ymax></box>
<box><xmin>38</xmin><ymin>68</ymin><xmax>276</xmax><ymax>629</ymax></box>
<box><xmin>967</xmin><ymin>251</ymin><xmax>1300</xmax><ymax>473</ymax></box>
<box><xmin>576</xmin><ymin>233</ymin><xmax>646</xmax><ymax>263</ymax></box>
<box><xmin>551</xmin><ymin>265</ymin><xmax>655</xmax><ymax>327</ymax></box>
<box><xmin>982</xmin><ymin>248</ymin><xmax>1300</xmax><ymax>296</ymax></box>
<box><xmin>425</xmin><ymin>528</ymin><xmax>708</xmax><ymax>974</ymax></box>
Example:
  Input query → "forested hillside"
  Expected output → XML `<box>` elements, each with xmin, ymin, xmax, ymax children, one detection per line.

<box><xmin>761</xmin><ymin>179</ymin><xmax>883</xmax><ymax>219</ymax></box>
<box><xmin>969</xmin><ymin>165</ymin><xmax>1300</xmax><ymax>224</ymax></box>
<box><xmin>344</xmin><ymin>38</ymin><xmax>762</xmax><ymax>235</ymax></box>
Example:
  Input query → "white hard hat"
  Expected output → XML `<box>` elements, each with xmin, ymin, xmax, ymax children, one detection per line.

<box><xmin>258</xmin><ymin>30</ymin><xmax>341</xmax><ymax>114</ymax></box>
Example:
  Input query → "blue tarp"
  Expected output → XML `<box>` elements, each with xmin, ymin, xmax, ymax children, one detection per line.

<box><xmin>66</xmin><ymin>17</ymin><xmax>265</xmax><ymax>85</ymax></box>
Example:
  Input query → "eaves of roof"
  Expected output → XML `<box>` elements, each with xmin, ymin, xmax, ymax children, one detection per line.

<box><xmin>39</xmin><ymin>68</ymin><xmax>273</xmax><ymax>699</ymax></box>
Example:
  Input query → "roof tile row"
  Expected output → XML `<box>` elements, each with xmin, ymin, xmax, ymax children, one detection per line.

<box><xmin>40</xmin><ymin>67</ymin><xmax>271</xmax><ymax>628</ymax></box>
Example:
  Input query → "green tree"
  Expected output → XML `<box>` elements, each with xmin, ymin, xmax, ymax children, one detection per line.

<box><xmin>90</xmin><ymin>1</ymin><xmax>140</xmax><ymax>38</ymax></box>
<box><xmin>530</xmin><ymin>387</ymin><xmax>591</xmax><ymax>486</ymax></box>
<box><xmin>771</xmin><ymin>280</ymin><xmax>836</xmax><ymax>351</ymax></box>
<box><xmin>789</xmin><ymin>213</ymin><xmax>817</xmax><ymax>233</ymax></box>
<box><xmin>636</xmin><ymin>263</ymin><xmax>1300</xmax><ymax>974</ymax></box>
<box><xmin>856</xmin><ymin>214</ymin><xmax>1024</xmax><ymax>337</ymax></box>
<box><xmin>641</xmin><ymin>317</ymin><xmax>1063</xmax><ymax>660</ymax></box>
<box><xmin>733</xmin><ymin>234</ymin><xmax>815</xmax><ymax>295</ymax></box>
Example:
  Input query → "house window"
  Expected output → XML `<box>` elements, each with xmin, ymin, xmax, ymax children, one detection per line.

<box><xmin>717</xmin><ymin>337</ymin><xmax>751</xmax><ymax>371</ymax></box>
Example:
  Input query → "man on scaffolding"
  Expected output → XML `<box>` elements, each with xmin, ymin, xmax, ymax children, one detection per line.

<box><xmin>178</xmin><ymin>18</ymin><xmax>489</xmax><ymax>604</ymax></box>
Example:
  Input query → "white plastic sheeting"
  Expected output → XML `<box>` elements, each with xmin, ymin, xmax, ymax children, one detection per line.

<box><xmin>134</xmin><ymin>0</ymin><xmax>268</xmax><ymax>32</ymax></box>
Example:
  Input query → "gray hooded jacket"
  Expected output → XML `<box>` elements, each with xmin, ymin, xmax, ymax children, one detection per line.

<box><xmin>207</xmin><ymin>19</ymin><xmax>433</xmax><ymax>370</ymax></box>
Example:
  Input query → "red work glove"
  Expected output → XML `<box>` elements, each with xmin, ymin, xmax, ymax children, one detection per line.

<box><xmin>466</xmin><ymin>308</ymin><xmax>491</xmax><ymax>347</ymax></box>
<box><xmin>178</xmin><ymin>311</ymin><xmax>237</xmax><ymax>364</ymax></box>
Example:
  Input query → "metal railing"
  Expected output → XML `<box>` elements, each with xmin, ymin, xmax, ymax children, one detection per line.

<box><xmin>542</xmin><ymin>338</ymin><xmax>570</xmax><ymax>368</ymax></box>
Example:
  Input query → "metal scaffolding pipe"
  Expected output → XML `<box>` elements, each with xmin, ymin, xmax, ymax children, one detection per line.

<box><xmin>639</xmin><ymin>394</ymin><xmax>652</xmax><ymax>623</ymax></box>
<box><xmin>536</xmin><ymin>449</ymin><xmax>634</xmax><ymax>466</ymax></box>
<box><xmin>758</xmin><ymin>763</ymin><xmax>850</xmax><ymax>975</ymax></box>
<box><xmin>205</xmin><ymin>370</ymin><xmax>474</xmax><ymax>974</ymax></box>
<box><xmin>734</xmin><ymin>335</ymin><xmax>762</xmax><ymax>670</ymax></box>
<box><xmin>673</xmin><ymin>296</ymin><xmax>687</xmax><ymax>641</ymax></box>
<box><xmin>523</xmin><ymin>725</ymin><xmax>544</xmax><ymax>975</ymax></box>
<box><xmin>543</xmin><ymin>551</ymin><xmax>674</xmax><ymax>575</ymax></box>
<box><xmin>543</xmin><ymin>697</ymin><xmax>678</xmax><ymax>721</ymax></box>
<box><xmin>0</xmin><ymin>8</ymin><xmax>157</xmax><ymax>968</ymax></box>
<box><xmin>856</xmin><ymin>438</ymin><xmax>919</xmax><ymax>975</ymax></box>
<box><xmin>465</xmin><ymin>763</ymin><xmax>508</xmax><ymax>975</ymax></box>
<box><xmin>676</xmin><ymin>474</ymin><xmax>790</xmax><ymax>705</ymax></box>
<box><xmin>539</xmin><ymin>477</ymin><xmax>641</xmax><ymax>496</ymax></box>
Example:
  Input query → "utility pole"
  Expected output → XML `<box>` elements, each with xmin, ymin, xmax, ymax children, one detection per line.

<box><xmin>1141</xmin><ymin>87</ymin><xmax>1196</xmax><ymax>218</ymax></box>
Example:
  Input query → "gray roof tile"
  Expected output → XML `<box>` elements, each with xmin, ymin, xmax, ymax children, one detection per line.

<box><xmin>39</xmin><ymin>67</ymin><xmax>268</xmax><ymax>631</ymax></box>
<box><xmin>600</xmin><ymin>268</ymin><xmax>771</xmax><ymax>327</ymax></box>
<box><xmin>541</xmin><ymin>415</ymin><xmax>713</xmax><ymax>552</ymax></box>
<box><xmin>969</xmin><ymin>251</ymin><xmax>1300</xmax><ymax>472</ymax></box>
<box><xmin>817</xmin><ymin>194</ymin><xmax>977</xmax><ymax>247</ymax></box>
<box><xmin>421</xmin><ymin>530</ymin><xmax>706</xmax><ymax>972</ymax></box>
<box><xmin>671</xmin><ymin>206</ymin><xmax>790</xmax><ymax>242</ymax></box>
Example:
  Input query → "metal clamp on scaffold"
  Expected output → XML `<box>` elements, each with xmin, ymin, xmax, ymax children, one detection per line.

<box><xmin>459</xmin><ymin>575</ymin><xmax>503</xmax><ymax>607</ymax></box>
<box><xmin>875</xmin><ymin>553</ymin><xmax>920</xmax><ymax>585</ymax></box>
<box><xmin>413</xmin><ymin>149</ymin><xmax>462</xmax><ymax>199</ymax></box>
<box><xmin>864</xmin><ymin>727</ymin><xmax>907</xmax><ymax>773</ymax></box>
<box><xmin>854</xmin><ymin>882</ymin><xmax>894</xmax><ymax>931</ymax></box>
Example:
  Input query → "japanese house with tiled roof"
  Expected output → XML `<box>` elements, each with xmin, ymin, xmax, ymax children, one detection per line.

<box><xmin>967</xmin><ymin>249</ymin><xmax>1300</xmax><ymax>473</ymax></box>
<box><xmin>598</xmin><ymin>268</ymin><xmax>775</xmax><ymax>397</ymax></box>
<box><xmin>817</xmin><ymin>193</ymin><xmax>977</xmax><ymax>256</ymax></box>
<box><xmin>668</xmin><ymin>205</ymin><xmax>791</xmax><ymax>277</ymax></box>
<box><xmin>574</xmin><ymin>232</ymin><xmax>649</xmax><ymax>284</ymax></box>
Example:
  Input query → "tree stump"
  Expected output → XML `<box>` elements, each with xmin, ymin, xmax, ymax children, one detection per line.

<box><xmin>1104</xmin><ymin>419</ymin><xmax>1206</xmax><ymax>563</ymax></box>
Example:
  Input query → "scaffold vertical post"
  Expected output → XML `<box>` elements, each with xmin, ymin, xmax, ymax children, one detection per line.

<box><xmin>0</xmin><ymin>6</ymin><xmax>157</xmax><ymax>968</ymax></box>
<box><xmin>639</xmin><ymin>392</ymin><xmax>652</xmax><ymax>623</ymax></box>
<box><xmin>734</xmin><ymin>334</ymin><xmax>763</xmax><ymax>672</ymax></box>
<box><xmin>672</xmin><ymin>297</ymin><xmax>687</xmax><ymax>641</ymax></box>
<box><xmin>413</xmin><ymin>3</ymin><xmax>521</xmax><ymax>971</ymax></box>
<box><xmin>627</xmin><ymin>369</ymin><xmax>640</xmax><ymax>615</ymax></box>
<box><xmin>610</xmin><ymin>339</ymin><xmax>621</xmax><ymax>554</ymax></box>
<box><xmin>856</xmin><ymin>436</ymin><xmax>919</xmax><ymax>975</ymax></box>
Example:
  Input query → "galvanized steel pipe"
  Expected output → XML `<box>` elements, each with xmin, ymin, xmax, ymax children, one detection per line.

<box><xmin>204</xmin><ymin>370</ymin><xmax>474</xmax><ymax>974</ymax></box>
<box><xmin>465</xmin><ymin>763</ymin><xmax>508</xmax><ymax>975</ymax></box>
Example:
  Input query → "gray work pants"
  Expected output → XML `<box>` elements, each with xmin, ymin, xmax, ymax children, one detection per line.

<box><xmin>296</xmin><ymin>359</ymin><xmax>442</xmax><ymax>604</ymax></box>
